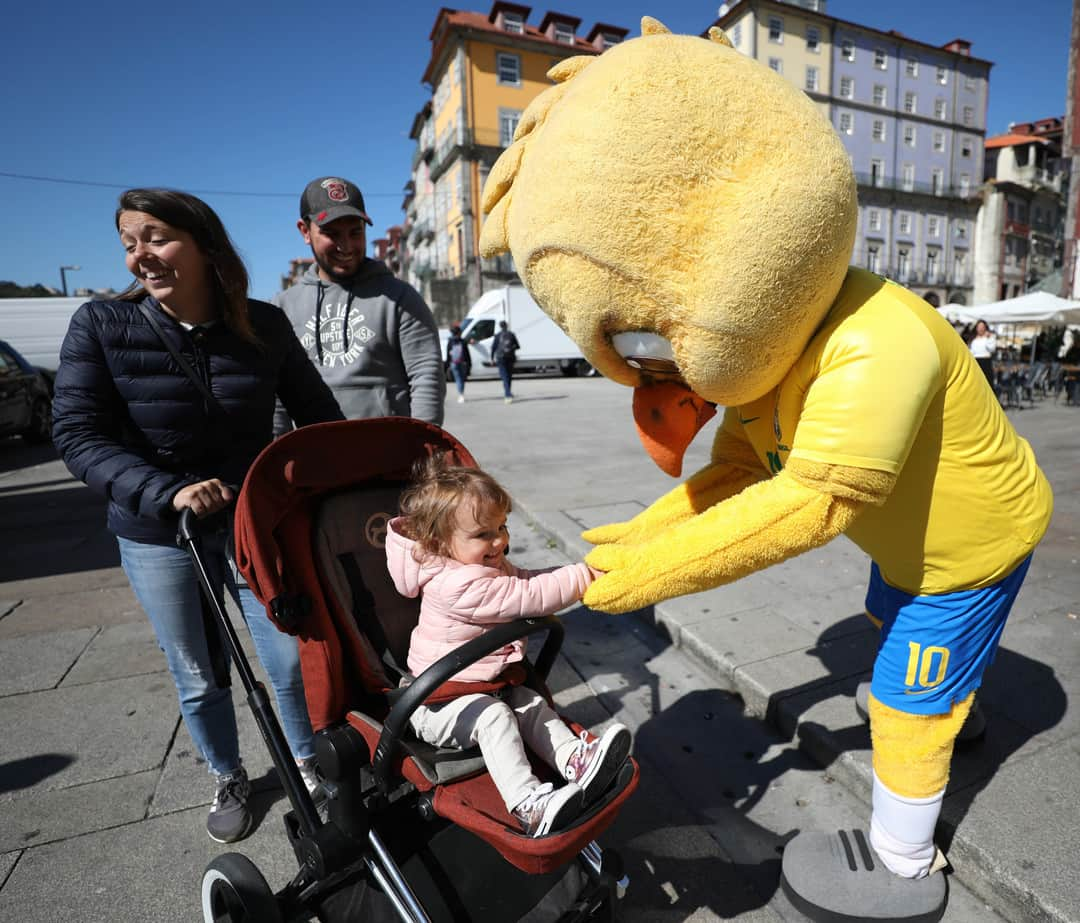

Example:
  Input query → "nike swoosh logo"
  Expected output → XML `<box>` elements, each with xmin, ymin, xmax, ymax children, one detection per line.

<box><xmin>739</xmin><ymin>416</ymin><xmax>760</xmax><ymax>424</ymax></box>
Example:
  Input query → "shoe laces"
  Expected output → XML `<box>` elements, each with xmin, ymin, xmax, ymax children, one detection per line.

<box><xmin>513</xmin><ymin>782</ymin><xmax>555</xmax><ymax>821</ymax></box>
<box><xmin>564</xmin><ymin>731</ymin><xmax>595</xmax><ymax>782</ymax></box>
<box><xmin>212</xmin><ymin>769</ymin><xmax>250</xmax><ymax>809</ymax></box>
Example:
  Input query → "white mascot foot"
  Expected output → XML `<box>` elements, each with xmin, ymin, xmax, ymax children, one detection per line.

<box><xmin>781</xmin><ymin>829</ymin><xmax>947</xmax><ymax>922</ymax></box>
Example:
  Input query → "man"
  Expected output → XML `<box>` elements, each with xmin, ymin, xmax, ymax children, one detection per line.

<box><xmin>491</xmin><ymin>320</ymin><xmax>520</xmax><ymax>404</ymax></box>
<box><xmin>274</xmin><ymin>176</ymin><xmax>444</xmax><ymax>429</ymax></box>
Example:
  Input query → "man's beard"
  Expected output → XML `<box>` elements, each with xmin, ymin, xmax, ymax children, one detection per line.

<box><xmin>313</xmin><ymin>250</ymin><xmax>360</xmax><ymax>283</ymax></box>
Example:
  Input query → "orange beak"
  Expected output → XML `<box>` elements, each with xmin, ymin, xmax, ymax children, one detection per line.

<box><xmin>632</xmin><ymin>381</ymin><xmax>717</xmax><ymax>477</ymax></box>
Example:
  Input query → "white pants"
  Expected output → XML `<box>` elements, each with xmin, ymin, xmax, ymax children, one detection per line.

<box><xmin>409</xmin><ymin>686</ymin><xmax>580</xmax><ymax>811</ymax></box>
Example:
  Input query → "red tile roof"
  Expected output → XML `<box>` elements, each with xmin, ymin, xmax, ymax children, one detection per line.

<box><xmin>985</xmin><ymin>133</ymin><xmax>1050</xmax><ymax>149</ymax></box>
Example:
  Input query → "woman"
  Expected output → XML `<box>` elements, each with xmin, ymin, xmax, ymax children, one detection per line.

<box><xmin>52</xmin><ymin>189</ymin><xmax>344</xmax><ymax>844</ymax></box>
<box><xmin>445</xmin><ymin>323</ymin><xmax>471</xmax><ymax>402</ymax></box>
<box><xmin>968</xmin><ymin>318</ymin><xmax>997</xmax><ymax>387</ymax></box>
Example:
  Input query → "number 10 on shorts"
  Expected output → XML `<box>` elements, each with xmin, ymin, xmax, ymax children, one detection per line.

<box><xmin>905</xmin><ymin>641</ymin><xmax>950</xmax><ymax>689</ymax></box>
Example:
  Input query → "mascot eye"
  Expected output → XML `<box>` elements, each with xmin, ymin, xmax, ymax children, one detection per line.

<box><xmin>612</xmin><ymin>331</ymin><xmax>679</xmax><ymax>373</ymax></box>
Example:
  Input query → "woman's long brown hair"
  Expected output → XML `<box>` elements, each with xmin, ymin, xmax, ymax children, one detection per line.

<box><xmin>115</xmin><ymin>188</ymin><xmax>259</xmax><ymax>344</ymax></box>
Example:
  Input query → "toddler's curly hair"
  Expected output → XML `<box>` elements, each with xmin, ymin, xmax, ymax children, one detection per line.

<box><xmin>397</xmin><ymin>455</ymin><xmax>512</xmax><ymax>559</ymax></box>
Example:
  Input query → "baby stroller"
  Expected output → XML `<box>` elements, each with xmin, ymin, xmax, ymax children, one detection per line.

<box><xmin>182</xmin><ymin>417</ymin><xmax>639</xmax><ymax>923</ymax></box>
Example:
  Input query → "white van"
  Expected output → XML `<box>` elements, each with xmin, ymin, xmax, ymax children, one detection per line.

<box><xmin>457</xmin><ymin>285</ymin><xmax>594</xmax><ymax>377</ymax></box>
<box><xmin>0</xmin><ymin>297</ymin><xmax>86</xmax><ymax>372</ymax></box>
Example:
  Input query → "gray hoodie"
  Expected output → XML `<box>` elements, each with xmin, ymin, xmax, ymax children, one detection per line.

<box><xmin>273</xmin><ymin>260</ymin><xmax>444</xmax><ymax>427</ymax></box>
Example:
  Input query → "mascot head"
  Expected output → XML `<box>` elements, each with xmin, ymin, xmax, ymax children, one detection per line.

<box><xmin>480</xmin><ymin>17</ymin><xmax>857</xmax><ymax>472</ymax></box>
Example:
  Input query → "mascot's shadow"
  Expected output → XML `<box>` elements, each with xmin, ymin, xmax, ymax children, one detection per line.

<box><xmin>554</xmin><ymin>605</ymin><xmax>819</xmax><ymax>916</ymax></box>
<box><xmin>554</xmin><ymin>606</ymin><xmax>1065</xmax><ymax>914</ymax></box>
<box><xmin>769</xmin><ymin>612</ymin><xmax>1067</xmax><ymax>855</ymax></box>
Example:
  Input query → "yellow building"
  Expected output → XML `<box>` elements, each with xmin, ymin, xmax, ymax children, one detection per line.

<box><xmin>405</xmin><ymin>3</ymin><xmax>627</xmax><ymax>320</ymax></box>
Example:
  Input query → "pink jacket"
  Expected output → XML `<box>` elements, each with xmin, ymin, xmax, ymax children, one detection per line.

<box><xmin>385</xmin><ymin>517</ymin><xmax>593</xmax><ymax>682</ymax></box>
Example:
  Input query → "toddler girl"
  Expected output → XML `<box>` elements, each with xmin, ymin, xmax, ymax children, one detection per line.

<box><xmin>385</xmin><ymin>456</ymin><xmax>631</xmax><ymax>837</ymax></box>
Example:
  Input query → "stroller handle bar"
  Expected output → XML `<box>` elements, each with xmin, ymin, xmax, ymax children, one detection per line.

<box><xmin>373</xmin><ymin>615</ymin><xmax>565</xmax><ymax>792</ymax></box>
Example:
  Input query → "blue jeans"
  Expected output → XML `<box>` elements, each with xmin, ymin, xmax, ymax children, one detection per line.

<box><xmin>496</xmin><ymin>359</ymin><xmax>515</xmax><ymax>397</ymax></box>
<box><xmin>118</xmin><ymin>533</ymin><xmax>315</xmax><ymax>776</ymax></box>
<box><xmin>450</xmin><ymin>363</ymin><xmax>467</xmax><ymax>395</ymax></box>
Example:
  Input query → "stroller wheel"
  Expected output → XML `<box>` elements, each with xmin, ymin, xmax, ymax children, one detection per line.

<box><xmin>201</xmin><ymin>852</ymin><xmax>284</xmax><ymax>923</ymax></box>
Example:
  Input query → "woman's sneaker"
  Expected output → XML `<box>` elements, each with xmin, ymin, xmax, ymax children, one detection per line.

<box><xmin>564</xmin><ymin>725</ymin><xmax>632</xmax><ymax>805</ymax></box>
<box><xmin>207</xmin><ymin>766</ymin><xmax>252</xmax><ymax>843</ymax></box>
<box><xmin>512</xmin><ymin>782</ymin><xmax>584</xmax><ymax>837</ymax></box>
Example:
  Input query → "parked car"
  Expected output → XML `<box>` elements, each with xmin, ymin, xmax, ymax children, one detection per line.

<box><xmin>0</xmin><ymin>339</ymin><xmax>53</xmax><ymax>443</ymax></box>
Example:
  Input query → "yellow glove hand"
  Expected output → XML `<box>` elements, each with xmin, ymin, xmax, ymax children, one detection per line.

<box><xmin>583</xmin><ymin>472</ymin><xmax>862</xmax><ymax>615</ymax></box>
<box><xmin>581</xmin><ymin>462</ymin><xmax>763</xmax><ymax>547</ymax></box>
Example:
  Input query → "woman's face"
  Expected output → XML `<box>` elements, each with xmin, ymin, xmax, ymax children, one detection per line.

<box><xmin>118</xmin><ymin>210</ymin><xmax>210</xmax><ymax>312</ymax></box>
<box><xmin>975</xmin><ymin>321</ymin><xmax>989</xmax><ymax>336</ymax></box>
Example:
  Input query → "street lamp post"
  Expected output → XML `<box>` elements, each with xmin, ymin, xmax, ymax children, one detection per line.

<box><xmin>60</xmin><ymin>265</ymin><xmax>81</xmax><ymax>296</ymax></box>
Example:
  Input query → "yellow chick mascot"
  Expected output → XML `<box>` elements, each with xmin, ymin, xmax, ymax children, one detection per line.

<box><xmin>479</xmin><ymin>17</ymin><xmax>1052</xmax><ymax>923</ymax></box>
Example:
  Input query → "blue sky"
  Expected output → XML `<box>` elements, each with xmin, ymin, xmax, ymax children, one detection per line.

<box><xmin>1</xmin><ymin>0</ymin><xmax>1071</xmax><ymax>301</ymax></box>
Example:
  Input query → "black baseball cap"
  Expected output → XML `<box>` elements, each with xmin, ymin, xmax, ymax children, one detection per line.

<box><xmin>300</xmin><ymin>176</ymin><xmax>373</xmax><ymax>226</ymax></box>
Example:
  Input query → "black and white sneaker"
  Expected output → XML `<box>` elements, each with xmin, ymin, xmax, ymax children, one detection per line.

<box><xmin>207</xmin><ymin>766</ymin><xmax>252</xmax><ymax>843</ymax></box>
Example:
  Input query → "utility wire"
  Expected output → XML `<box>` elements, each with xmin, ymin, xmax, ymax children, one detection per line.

<box><xmin>0</xmin><ymin>170</ymin><xmax>402</xmax><ymax>198</ymax></box>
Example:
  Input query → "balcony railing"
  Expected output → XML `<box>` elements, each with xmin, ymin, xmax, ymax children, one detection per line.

<box><xmin>480</xmin><ymin>253</ymin><xmax>516</xmax><ymax>275</ymax></box>
<box><xmin>855</xmin><ymin>172</ymin><xmax>977</xmax><ymax>200</ymax></box>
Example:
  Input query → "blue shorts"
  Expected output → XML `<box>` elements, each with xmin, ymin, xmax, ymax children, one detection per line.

<box><xmin>866</xmin><ymin>556</ymin><xmax>1032</xmax><ymax>715</ymax></box>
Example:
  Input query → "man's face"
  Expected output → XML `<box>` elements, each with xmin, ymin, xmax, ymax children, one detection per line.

<box><xmin>299</xmin><ymin>215</ymin><xmax>367</xmax><ymax>282</ymax></box>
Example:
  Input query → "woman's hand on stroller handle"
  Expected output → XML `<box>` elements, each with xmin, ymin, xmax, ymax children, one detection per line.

<box><xmin>172</xmin><ymin>478</ymin><xmax>236</xmax><ymax>517</ymax></box>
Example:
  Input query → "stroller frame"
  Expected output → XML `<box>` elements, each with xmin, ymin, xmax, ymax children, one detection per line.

<box><xmin>180</xmin><ymin>419</ymin><xmax>635</xmax><ymax>923</ymax></box>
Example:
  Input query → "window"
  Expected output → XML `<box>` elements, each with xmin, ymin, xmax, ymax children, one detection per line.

<box><xmin>957</xmin><ymin>220</ymin><xmax>968</xmax><ymax>240</ymax></box>
<box><xmin>926</xmin><ymin>249</ymin><xmax>940</xmax><ymax>283</ymax></box>
<box><xmin>873</xmin><ymin>84</ymin><xmax>887</xmax><ymax>107</ymax></box>
<box><xmin>897</xmin><ymin>247</ymin><xmax>911</xmax><ymax>281</ymax></box>
<box><xmin>839</xmin><ymin>111</ymin><xmax>853</xmax><ymax>134</ymax></box>
<box><xmin>954</xmin><ymin>251</ymin><xmax>967</xmax><ymax>283</ymax></box>
<box><xmin>496</xmin><ymin>52</ymin><xmax>521</xmax><ymax>86</ymax></box>
<box><xmin>963</xmin><ymin>106</ymin><xmax>974</xmax><ymax>126</ymax></box>
<box><xmin>904</xmin><ymin>125</ymin><xmax>916</xmax><ymax>147</ymax></box>
<box><xmin>928</xmin><ymin>216</ymin><xmax>940</xmax><ymax>237</ymax></box>
<box><xmin>805</xmin><ymin>66</ymin><xmax>819</xmax><ymax>92</ymax></box>
<box><xmin>769</xmin><ymin>57</ymin><xmax>783</xmax><ymax>74</ymax></box>
<box><xmin>959</xmin><ymin>174</ymin><xmax>971</xmax><ymax>197</ymax></box>
<box><xmin>904</xmin><ymin>92</ymin><xmax>917</xmax><ymax>114</ymax></box>
<box><xmin>868</xmin><ymin>209</ymin><xmax>881</xmax><ymax>231</ymax></box>
<box><xmin>769</xmin><ymin>16</ymin><xmax>784</xmax><ymax>43</ymax></box>
<box><xmin>933</xmin><ymin>131</ymin><xmax>945</xmax><ymax>153</ymax></box>
<box><xmin>871</xmin><ymin>158</ymin><xmax>885</xmax><ymax>187</ymax></box>
<box><xmin>503</xmin><ymin>11</ymin><xmax>523</xmax><ymax>33</ymax></box>
<box><xmin>841</xmin><ymin>39</ymin><xmax>854</xmax><ymax>61</ymax></box>
<box><xmin>932</xmin><ymin>168</ymin><xmax>944</xmax><ymax>195</ymax></box>
<box><xmin>499</xmin><ymin>108</ymin><xmax>522</xmax><ymax>147</ymax></box>
<box><xmin>806</xmin><ymin>26</ymin><xmax>820</xmax><ymax>53</ymax></box>
<box><xmin>874</xmin><ymin>48</ymin><xmax>887</xmax><ymax>70</ymax></box>
<box><xmin>899</xmin><ymin>212</ymin><xmax>912</xmax><ymax>234</ymax></box>
<box><xmin>553</xmin><ymin>22</ymin><xmax>574</xmax><ymax>44</ymax></box>
<box><xmin>934</xmin><ymin>98</ymin><xmax>946</xmax><ymax>120</ymax></box>
<box><xmin>867</xmin><ymin>243</ymin><xmax>881</xmax><ymax>274</ymax></box>
<box><xmin>840</xmin><ymin>76</ymin><xmax>854</xmax><ymax>99</ymax></box>
<box><xmin>902</xmin><ymin>163</ymin><xmax>915</xmax><ymax>191</ymax></box>
<box><xmin>905</xmin><ymin>57</ymin><xmax>918</xmax><ymax>77</ymax></box>
<box><xmin>732</xmin><ymin>23</ymin><xmax>742</xmax><ymax>46</ymax></box>
<box><xmin>964</xmin><ymin>74</ymin><xmax>976</xmax><ymax>91</ymax></box>
<box><xmin>600</xmin><ymin>32</ymin><xmax>622</xmax><ymax>48</ymax></box>
<box><xmin>960</xmin><ymin>137</ymin><xmax>973</xmax><ymax>158</ymax></box>
<box><xmin>872</xmin><ymin>120</ymin><xmax>886</xmax><ymax>142</ymax></box>
<box><xmin>936</xmin><ymin>65</ymin><xmax>948</xmax><ymax>85</ymax></box>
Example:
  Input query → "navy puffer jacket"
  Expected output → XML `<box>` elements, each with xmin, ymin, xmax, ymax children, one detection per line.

<box><xmin>53</xmin><ymin>296</ymin><xmax>344</xmax><ymax>544</ymax></box>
